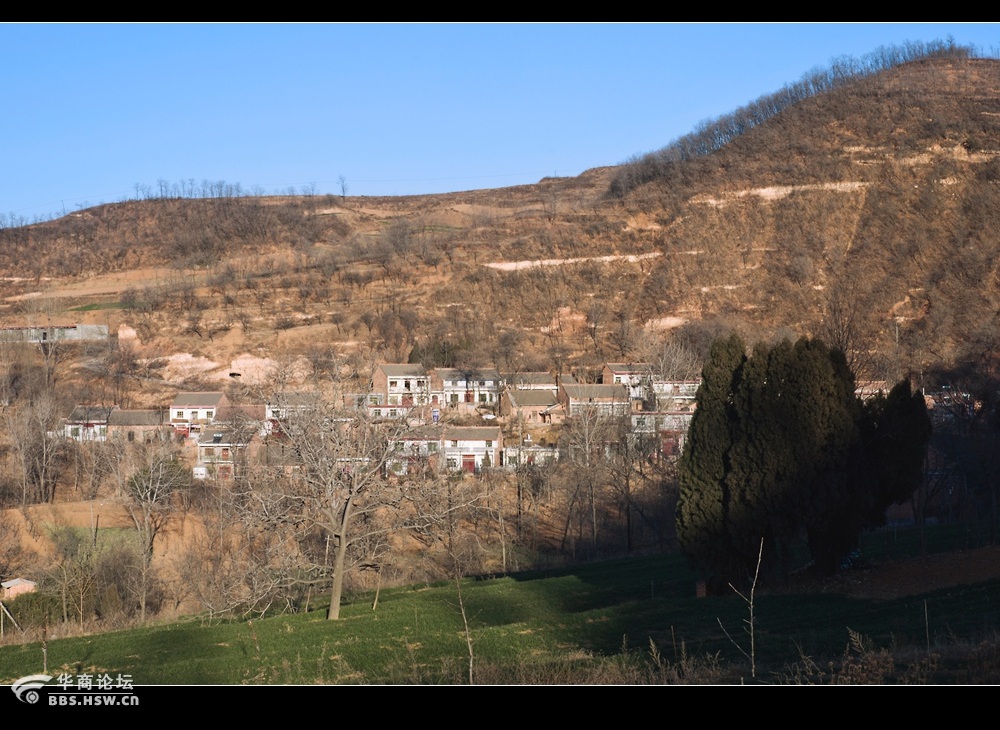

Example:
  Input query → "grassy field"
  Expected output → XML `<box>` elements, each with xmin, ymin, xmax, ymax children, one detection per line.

<box><xmin>1</xmin><ymin>528</ymin><xmax>999</xmax><ymax>684</ymax></box>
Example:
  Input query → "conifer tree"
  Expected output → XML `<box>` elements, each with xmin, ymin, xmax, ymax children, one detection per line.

<box><xmin>677</xmin><ymin>335</ymin><xmax>931</xmax><ymax>587</ymax></box>
<box><xmin>676</xmin><ymin>334</ymin><xmax>746</xmax><ymax>583</ymax></box>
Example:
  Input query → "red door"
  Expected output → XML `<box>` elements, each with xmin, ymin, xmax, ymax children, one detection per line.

<box><xmin>462</xmin><ymin>455</ymin><xmax>476</xmax><ymax>473</ymax></box>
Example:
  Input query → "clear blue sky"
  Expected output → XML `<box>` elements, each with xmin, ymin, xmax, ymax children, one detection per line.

<box><xmin>2</xmin><ymin>22</ymin><xmax>998</xmax><ymax>221</ymax></box>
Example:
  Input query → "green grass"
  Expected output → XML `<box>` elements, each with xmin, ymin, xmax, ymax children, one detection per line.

<box><xmin>1</xmin><ymin>530</ymin><xmax>998</xmax><ymax>684</ymax></box>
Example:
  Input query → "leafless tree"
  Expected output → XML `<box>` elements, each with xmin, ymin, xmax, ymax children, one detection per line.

<box><xmin>269</xmin><ymin>396</ymin><xmax>446</xmax><ymax>620</ymax></box>
<box><xmin>820</xmin><ymin>283</ymin><xmax>878</xmax><ymax>379</ymax></box>
<box><xmin>118</xmin><ymin>443</ymin><xmax>190</xmax><ymax>621</ymax></box>
<box><xmin>4</xmin><ymin>393</ymin><xmax>65</xmax><ymax>505</ymax></box>
<box><xmin>558</xmin><ymin>404</ymin><xmax>613</xmax><ymax>556</ymax></box>
<box><xmin>638</xmin><ymin>333</ymin><xmax>703</xmax><ymax>382</ymax></box>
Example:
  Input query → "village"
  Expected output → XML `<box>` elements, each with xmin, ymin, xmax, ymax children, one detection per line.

<box><xmin>60</xmin><ymin>361</ymin><xmax>703</xmax><ymax>482</ymax></box>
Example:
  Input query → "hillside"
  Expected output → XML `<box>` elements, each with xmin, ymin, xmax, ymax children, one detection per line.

<box><xmin>3</xmin><ymin>57</ymin><xmax>1000</xmax><ymax>402</ymax></box>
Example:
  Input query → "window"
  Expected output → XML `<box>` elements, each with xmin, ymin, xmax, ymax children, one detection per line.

<box><xmin>615</xmin><ymin>376</ymin><xmax>622</xmax><ymax>383</ymax></box>
<box><xmin>388</xmin><ymin>396</ymin><xmax>399</xmax><ymax>405</ymax></box>
<box><xmin>450</xmin><ymin>394</ymin><xmax>459</xmax><ymax>404</ymax></box>
<box><xmin>451</xmin><ymin>440</ymin><xmax>458</xmax><ymax>447</ymax></box>
<box><xmin>479</xmin><ymin>393</ymin><xmax>487</xmax><ymax>403</ymax></box>
<box><xmin>428</xmin><ymin>442</ymin><xmax>438</xmax><ymax>453</ymax></box>
<box><xmin>447</xmin><ymin>458</ymin><xmax>458</xmax><ymax>470</ymax></box>
<box><xmin>70</xmin><ymin>426</ymin><xmax>81</xmax><ymax>438</ymax></box>
<box><xmin>374</xmin><ymin>409</ymin><xmax>382</xmax><ymax>418</ymax></box>
<box><xmin>206</xmin><ymin>411</ymin><xmax>213</xmax><ymax>419</ymax></box>
<box><xmin>485</xmin><ymin>440</ymin><xmax>493</xmax><ymax>448</ymax></box>
<box><xmin>389</xmin><ymin>380</ymin><xmax>397</xmax><ymax>388</ymax></box>
<box><xmin>404</xmin><ymin>380</ymin><xmax>411</xmax><ymax>390</ymax></box>
<box><xmin>175</xmin><ymin>411</ymin><xmax>183</xmax><ymax>419</ymax></box>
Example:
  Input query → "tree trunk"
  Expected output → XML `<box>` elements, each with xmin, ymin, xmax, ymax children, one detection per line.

<box><xmin>327</xmin><ymin>503</ymin><xmax>353</xmax><ymax>621</ymax></box>
<box><xmin>327</xmin><ymin>535</ymin><xmax>348</xmax><ymax>620</ymax></box>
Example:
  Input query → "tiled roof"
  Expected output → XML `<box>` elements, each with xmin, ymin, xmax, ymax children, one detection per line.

<box><xmin>507</xmin><ymin>389</ymin><xmax>558</xmax><ymax>407</ymax></box>
<box><xmin>442</xmin><ymin>426</ymin><xmax>502</xmax><ymax>441</ymax></box>
<box><xmin>108</xmin><ymin>409</ymin><xmax>167</xmax><ymax>427</ymax></box>
<box><xmin>379</xmin><ymin>364</ymin><xmax>427</xmax><ymax>377</ymax></box>
<box><xmin>562</xmin><ymin>384</ymin><xmax>630</xmax><ymax>400</ymax></box>
<box><xmin>172</xmin><ymin>392</ymin><xmax>226</xmax><ymax>407</ymax></box>
<box><xmin>67</xmin><ymin>405</ymin><xmax>116</xmax><ymax>422</ymax></box>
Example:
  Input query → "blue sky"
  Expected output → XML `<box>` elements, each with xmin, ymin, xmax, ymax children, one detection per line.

<box><xmin>2</xmin><ymin>23</ymin><xmax>999</xmax><ymax>221</ymax></box>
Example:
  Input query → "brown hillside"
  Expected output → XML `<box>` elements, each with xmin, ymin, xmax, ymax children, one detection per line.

<box><xmin>3</xmin><ymin>57</ymin><xmax>1000</xmax><ymax>396</ymax></box>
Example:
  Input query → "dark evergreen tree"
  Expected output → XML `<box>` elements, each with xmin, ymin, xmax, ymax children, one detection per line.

<box><xmin>677</xmin><ymin>336</ymin><xmax>931</xmax><ymax>587</ymax></box>
<box><xmin>676</xmin><ymin>334</ymin><xmax>746</xmax><ymax>584</ymax></box>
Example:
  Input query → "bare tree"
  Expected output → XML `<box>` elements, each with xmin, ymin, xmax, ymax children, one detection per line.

<box><xmin>638</xmin><ymin>333</ymin><xmax>702</xmax><ymax>382</ymax></box>
<box><xmin>820</xmin><ymin>282</ymin><xmax>878</xmax><ymax>379</ymax></box>
<box><xmin>260</xmin><ymin>392</ymin><xmax>491</xmax><ymax>620</ymax></box>
<box><xmin>272</xmin><ymin>397</ymin><xmax>422</xmax><ymax>620</ymax></box>
<box><xmin>118</xmin><ymin>443</ymin><xmax>190</xmax><ymax>621</ymax></box>
<box><xmin>558</xmin><ymin>404</ymin><xmax>612</xmax><ymax>556</ymax></box>
<box><xmin>4</xmin><ymin>393</ymin><xmax>65</xmax><ymax>505</ymax></box>
<box><xmin>338</xmin><ymin>175</ymin><xmax>349</xmax><ymax>200</ymax></box>
<box><xmin>176</xmin><ymin>477</ymin><xmax>298</xmax><ymax>618</ymax></box>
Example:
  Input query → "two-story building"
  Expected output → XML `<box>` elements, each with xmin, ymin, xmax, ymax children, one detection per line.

<box><xmin>631</xmin><ymin>410</ymin><xmax>695</xmax><ymax>459</ymax></box>
<box><xmin>193</xmin><ymin>428</ymin><xmax>254</xmax><ymax>480</ymax></box>
<box><xmin>441</xmin><ymin>426</ymin><xmax>503</xmax><ymax>472</ymax></box>
<box><xmin>649</xmin><ymin>379</ymin><xmax>700</xmax><ymax>411</ymax></box>
<box><xmin>601</xmin><ymin>362</ymin><xmax>653</xmax><ymax>406</ymax></box>
<box><xmin>371</xmin><ymin>364</ymin><xmax>432</xmax><ymax>410</ymax></box>
<box><xmin>499</xmin><ymin>388</ymin><xmax>564</xmax><ymax>425</ymax></box>
<box><xmin>558</xmin><ymin>383</ymin><xmax>631</xmax><ymax>418</ymax></box>
<box><xmin>170</xmin><ymin>392</ymin><xmax>229</xmax><ymax>436</ymax></box>
<box><xmin>430</xmin><ymin>367</ymin><xmax>501</xmax><ymax>411</ymax></box>
<box><xmin>390</xmin><ymin>425</ymin><xmax>503</xmax><ymax>474</ymax></box>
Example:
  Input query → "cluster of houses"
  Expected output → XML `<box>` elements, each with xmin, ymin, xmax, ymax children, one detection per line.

<box><xmin>62</xmin><ymin>362</ymin><xmax>704</xmax><ymax>481</ymax></box>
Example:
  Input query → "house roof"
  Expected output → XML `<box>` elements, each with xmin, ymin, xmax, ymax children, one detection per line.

<box><xmin>442</xmin><ymin>426</ymin><xmax>502</xmax><ymax>441</ymax></box>
<box><xmin>216</xmin><ymin>404</ymin><xmax>266</xmax><ymax>424</ymax></box>
<box><xmin>67</xmin><ymin>405</ymin><xmax>117</xmax><ymax>423</ymax></box>
<box><xmin>172</xmin><ymin>392</ymin><xmax>227</xmax><ymax>407</ymax></box>
<box><xmin>503</xmin><ymin>372</ymin><xmax>554</xmax><ymax>385</ymax></box>
<box><xmin>1</xmin><ymin>578</ymin><xmax>36</xmax><ymax>589</ymax></box>
<box><xmin>507</xmin><ymin>389</ymin><xmax>558</xmax><ymax>407</ymax></box>
<box><xmin>197</xmin><ymin>429</ymin><xmax>249</xmax><ymax>446</ymax></box>
<box><xmin>398</xmin><ymin>425</ymin><xmax>443</xmax><ymax>442</ymax></box>
<box><xmin>397</xmin><ymin>425</ymin><xmax>502</xmax><ymax>442</ymax></box>
<box><xmin>502</xmin><ymin>371</ymin><xmax>577</xmax><ymax>387</ymax></box>
<box><xmin>562</xmin><ymin>384</ymin><xmax>630</xmax><ymax>401</ymax></box>
<box><xmin>604</xmin><ymin>362</ymin><xmax>651</xmax><ymax>374</ymax></box>
<box><xmin>268</xmin><ymin>391</ymin><xmax>318</xmax><ymax>407</ymax></box>
<box><xmin>379</xmin><ymin>364</ymin><xmax>427</xmax><ymax>377</ymax></box>
<box><xmin>108</xmin><ymin>409</ymin><xmax>167</xmax><ymax>427</ymax></box>
<box><xmin>434</xmin><ymin>367</ymin><xmax>501</xmax><ymax>382</ymax></box>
